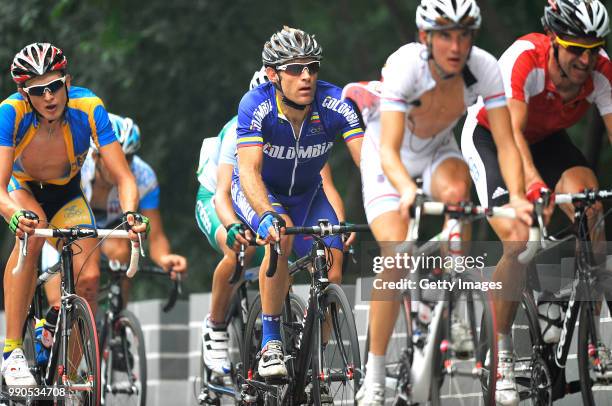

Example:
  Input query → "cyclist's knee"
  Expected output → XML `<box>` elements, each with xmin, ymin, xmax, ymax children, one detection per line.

<box><xmin>76</xmin><ymin>271</ymin><xmax>101</xmax><ymax>303</ymax></box>
<box><xmin>101</xmin><ymin>239</ymin><xmax>130</xmax><ymax>263</ymax></box>
<box><xmin>436</xmin><ymin>179</ymin><xmax>470</xmax><ymax>204</ymax></box>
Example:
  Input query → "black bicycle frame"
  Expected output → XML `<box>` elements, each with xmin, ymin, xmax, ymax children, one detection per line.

<box><xmin>44</xmin><ymin>242</ymin><xmax>76</xmax><ymax>384</ymax></box>
<box><xmin>552</xmin><ymin>205</ymin><xmax>599</xmax><ymax>368</ymax></box>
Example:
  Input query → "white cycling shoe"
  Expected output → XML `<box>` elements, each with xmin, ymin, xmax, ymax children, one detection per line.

<box><xmin>355</xmin><ymin>380</ymin><xmax>385</xmax><ymax>406</ymax></box>
<box><xmin>258</xmin><ymin>340</ymin><xmax>287</xmax><ymax>378</ymax></box>
<box><xmin>1</xmin><ymin>348</ymin><xmax>36</xmax><ymax>386</ymax></box>
<box><xmin>201</xmin><ymin>318</ymin><xmax>231</xmax><ymax>376</ymax></box>
<box><xmin>495</xmin><ymin>351</ymin><xmax>519</xmax><ymax>406</ymax></box>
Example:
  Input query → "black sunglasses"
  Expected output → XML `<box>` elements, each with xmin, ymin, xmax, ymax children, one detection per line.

<box><xmin>23</xmin><ymin>76</ymin><xmax>67</xmax><ymax>97</ymax></box>
<box><xmin>276</xmin><ymin>61</ymin><xmax>321</xmax><ymax>76</ymax></box>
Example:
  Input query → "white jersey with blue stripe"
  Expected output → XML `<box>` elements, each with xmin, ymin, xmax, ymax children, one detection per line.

<box><xmin>234</xmin><ymin>80</ymin><xmax>364</xmax><ymax>196</ymax></box>
<box><xmin>81</xmin><ymin>152</ymin><xmax>160</xmax><ymax>227</ymax></box>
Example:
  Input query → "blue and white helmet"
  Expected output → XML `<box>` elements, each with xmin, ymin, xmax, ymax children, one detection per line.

<box><xmin>108</xmin><ymin>113</ymin><xmax>141</xmax><ymax>155</ymax></box>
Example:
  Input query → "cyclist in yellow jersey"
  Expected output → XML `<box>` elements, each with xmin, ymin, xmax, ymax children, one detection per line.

<box><xmin>0</xmin><ymin>43</ymin><xmax>146</xmax><ymax>386</ymax></box>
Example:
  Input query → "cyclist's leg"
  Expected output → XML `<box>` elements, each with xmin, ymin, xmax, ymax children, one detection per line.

<box><xmin>463</xmin><ymin>121</ymin><xmax>528</xmax><ymax>405</ymax></box>
<box><xmin>427</xmin><ymin>139</ymin><xmax>472</xmax><ymax>246</ymax></box>
<box><xmin>48</xmin><ymin>193</ymin><xmax>100</xmax><ymax>313</ymax></box>
<box><xmin>2</xmin><ymin>182</ymin><xmax>47</xmax><ymax>385</ymax></box>
<box><xmin>291</xmin><ymin>184</ymin><xmax>344</xmax><ymax>284</ymax></box>
<box><xmin>232</xmin><ymin>179</ymin><xmax>293</xmax><ymax>377</ymax></box>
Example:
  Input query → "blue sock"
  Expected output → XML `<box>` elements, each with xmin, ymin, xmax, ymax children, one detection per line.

<box><xmin>261</xmin><ymin>314</ymin><xmax>281</xmax><ymax>348</ymax></box>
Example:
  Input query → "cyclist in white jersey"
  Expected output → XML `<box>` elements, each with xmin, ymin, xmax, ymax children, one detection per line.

<box><xmin>356</xmin><ymin>0</ymin><xmax>532</xmax><ymax>404</ymax></box>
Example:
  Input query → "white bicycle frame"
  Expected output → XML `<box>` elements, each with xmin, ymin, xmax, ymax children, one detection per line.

<box><xmin>389</xmin><ymin>201</ymin><xmax>537</xmax><ymax>402</ymax></box>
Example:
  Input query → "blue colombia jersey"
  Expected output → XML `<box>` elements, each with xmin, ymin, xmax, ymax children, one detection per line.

<box><xmin>234</xmin><ymin>80</ymin><xmax>363</xmax><ymax>196</ymax></box>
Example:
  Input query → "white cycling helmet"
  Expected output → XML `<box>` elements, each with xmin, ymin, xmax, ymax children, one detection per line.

<box><xmin>416</xmin><ymin>0</ymin><xmax>482</xmax><ymax>31</ymax></box>
<box><xmin>249</xmin><ymin>66</ymin><xmax>269</xmax><ymax>90</ymax></box>
<box><xmin>543</xmin><ymin>0</ymin><xmax>609</xmax><ymax>39</ymax></box>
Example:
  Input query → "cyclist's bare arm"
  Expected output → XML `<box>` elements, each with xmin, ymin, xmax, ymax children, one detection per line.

<box><xmin>507</xmin><ymin>98</ymin><xmax>543</xmax><ymax>187</ymax></box>
<box><xmin>380</xmin><ymin>110</ymin><xmax>416</xmax><ymax>195</ymax></box>
<box><xmin>0</xmin><ymin>146</ymin><xmax>21</xmax><ymax>221</ymax></box>
<box><xmin>237</xmin><ymin>146</ymin><xmax>274</xmax><ymax>215</ymax></box>
<box><xmin>345</xmin><ymin>136</ymin><xmax>362</xmax><ymax>168</ymax></box>
<box><xmin>98</xmin><ymin>142</ymin><xmax>139</xmax><ymax>213</ymax></box>
<box><xmin>603</xmin><ymin>113</ymin><xmax>612</xmax><ymax>144</ymax></box>
<box><xmin>487</xmin><ymin>106</ymin><xmax>526</xmax><ymax>199</ymax></box>
<box><xmin>215</xmin><ymin>163</ymin><xmax>243</xmax><ymax>226</ymax></box>
<box><xmin>320</xmin><ymin>163</ymin><xmax>345</xmax><ymax>221</ymax></box>
<box><xmin>142</xmin><ymin>207</ymin><xmax>187</xmax><ymax>274</ymax></box>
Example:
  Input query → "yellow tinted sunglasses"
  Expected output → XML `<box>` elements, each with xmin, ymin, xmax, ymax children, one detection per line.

<box><xmin>555</xmin><ymin>36</ymin><xmax>605</xmax><ymax>56</ymax></box>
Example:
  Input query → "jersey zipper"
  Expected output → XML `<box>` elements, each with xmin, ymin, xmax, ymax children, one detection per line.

<box><xmin>287</xmin><ymin>120</ymin><xmax>306</xmax><ymax>196</ymax></box>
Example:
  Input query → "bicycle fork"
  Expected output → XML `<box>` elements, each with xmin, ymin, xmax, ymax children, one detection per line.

<box><xmin>408</xmin><ymin>301</ymin><xmax>445</xmax><ymax>403</ymax></box>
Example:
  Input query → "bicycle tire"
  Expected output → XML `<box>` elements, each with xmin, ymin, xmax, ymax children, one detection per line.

<box><xmin>22</xmin><ymin>315</ymin><xmax>40</xmax><ymax>383</ymax></box>
<box><xmin>578</xmin><ymin>299</ymin><xmax>612</xmax><ymax>406</ymax></box>
<box><xmin>53</xmin><ymin>296</ymin><xmax>100</xmax><ymax>406</ymax></box>
<box><xmin>311</xmin><ymin>284</ymin><xmax>361</xmax><ymax>405</ymax></box>
<box><xmin>430</xmin><ymin>273</ymin><xmax>496</xmax><ymax>406</ymax></box>
<box><xmin>242</xmin><ymin>293</ymin><xmax>306</xmax><ymax>405</ymax></box>
<box><xmin>227</xmin><ymin>294</ymin><xmax>245</xmax><ymax>374</ymax></box>
<box><xmin>363</xmin><ymin>295</ymin><xmax>412</xmax><ymax>401</ymax></box>
<box><xmin>101</xmin><ymin>309</ymin><xmax>147</xmax><ymax>406</ymax></box>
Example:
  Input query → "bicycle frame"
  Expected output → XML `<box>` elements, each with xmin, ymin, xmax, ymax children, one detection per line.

<box><xmin>44</xmin><ymin>243</ymin><xmax>80</xmax><ymax>386</ymax></box>
<box><xmin>548</xmin><ymin>204</ymin><xmax>600</xmax><ymax>369</ymax></box>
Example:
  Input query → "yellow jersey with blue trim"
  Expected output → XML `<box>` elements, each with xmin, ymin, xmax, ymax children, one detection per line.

<box><xmin>0</xmin><ymin>86</ymin><xmax>117</xmax><ymax>186</ymax></box>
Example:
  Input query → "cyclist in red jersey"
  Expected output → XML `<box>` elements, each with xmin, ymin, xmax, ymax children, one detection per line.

<box><xmin>461</xmin><ymin>0</ymin><xmax>611</xmax><ymax>403</ymax></box>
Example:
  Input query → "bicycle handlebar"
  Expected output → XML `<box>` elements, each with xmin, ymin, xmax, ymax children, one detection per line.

<box><xmin>520</xmin><ymin>188</ymin><xmax>612</xmax><ymax>262</ymax></box>
<box><xmin>102</xmin><ymin>259</ymin><xmax>181</xmax><ymax>312</ymax></box>
<box><xmin>13</xmin><ymin>228</ymin><xmax>142</xmax><ymax>277</ymax></box>
<box><xmin>266</xmin><ymin>221</ymin><xmax>370</xmax><ymax>278</ymax></box>
<box><xmin>407</xmin><ymin>196</ymin><xmax>540</xmax><ymax>264</ymax></box>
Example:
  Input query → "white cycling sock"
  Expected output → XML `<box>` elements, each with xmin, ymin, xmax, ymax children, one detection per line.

<box><xmin>365</xmin><ymin>353</ymin><xmax>386</xmax><ymax>386</ymax></box>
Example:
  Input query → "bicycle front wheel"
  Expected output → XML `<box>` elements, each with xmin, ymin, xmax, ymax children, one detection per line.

<box><xmin>311</xmin><ymin>284</ymin><xmax>361</xmax><ymax>405</ymax></box>
<box><xmin>430</xmin><ymin>273</ymin><xmax>497</xmax><ymax>406</ymax></box>
<box><xmin>54</xmin><ymin>296</ymin><xmax>101</xmax><ymax>406</ymax></box>
<box><xmin>101</xmin><ymin>309</ymin><xmax>146</xmax><ymax>406</ymax></box>
<box><xmin>578</xmin><ymin>298</ymin><xmax>612</xmax><ymax>406</ymax></box>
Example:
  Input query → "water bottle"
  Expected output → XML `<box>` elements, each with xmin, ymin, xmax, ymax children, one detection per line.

<box><xmin>34</xmin><ymin>306</ymin><xmax>59</xmax><ymax>366</ymax></box>
<box><xmin>34</xmin><ymin>319</ymin><xmax>49</xmax><ymax>365</ymax></box>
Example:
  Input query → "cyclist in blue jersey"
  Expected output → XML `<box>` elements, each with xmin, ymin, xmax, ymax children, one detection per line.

<box><xmin>199</xmin><ymin>68</ymin><xmax>355</xmax><ymax>378</ymax></box>
<box><xmin>0</xmin><ymin>43</ymin><xmax>147</xmax><ymax>386</ymax></box>
<box><xmin>233</xmin><ymin>26</ymin><xmax>363</xmax><ymax>378</ymax></box>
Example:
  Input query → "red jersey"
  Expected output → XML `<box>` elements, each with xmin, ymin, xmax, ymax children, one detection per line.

<box><xmin>477</xmin><ymin>33</ymin><xmax>612</xmax><ymax>144</ymax></box>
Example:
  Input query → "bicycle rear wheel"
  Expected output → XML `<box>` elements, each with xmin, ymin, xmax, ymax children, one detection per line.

<box><xmin>311</xmin><ymin>284</ymin><xmax>361</xmax><ymax>405</ymax></box>
<box><xmin>430</xmin><ymin>273</ymin><xmax>497</xmax><ymax>406</ymax></box>
<box><xmin>54</xmin><ymin>296</ymin><xmax>100</xmax><ymax>406</ymax></box>
<box><xmin>101</xmin><ymin>309</ymin><xmax>146</xmax><ymax>406</ymax></box>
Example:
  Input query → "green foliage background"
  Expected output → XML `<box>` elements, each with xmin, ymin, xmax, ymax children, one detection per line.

<box><xmin>0</xmin><ymin>0</ymin><xmax>610</xmax><ymax>299</ymax></box>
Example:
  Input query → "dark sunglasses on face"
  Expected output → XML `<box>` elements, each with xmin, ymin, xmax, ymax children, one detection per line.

<box><xmin>555</xmin><ymin>36</ymin><xmax>605</xmax><ymax>57</ymax></box>
<box><xmin>276</xmin><ymin>61</ymin><xmax>321</xmax><ymax>76</ymax></box>
<box><xmin>23</xmin><ymin>76</ymin><xmax>67</xmax><ymax>97</ymax></box>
